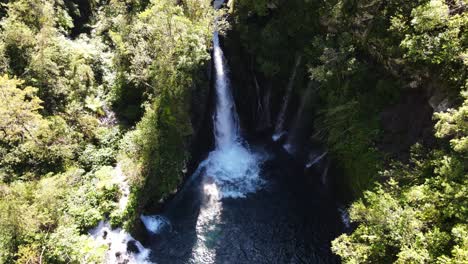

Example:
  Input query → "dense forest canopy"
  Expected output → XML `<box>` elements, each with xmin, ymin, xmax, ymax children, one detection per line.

<box><xmin>0</xmin><ymin>0</ymin><xmax>466</xmax><ymax>263</ymax></box>
<box><xmin>0</xmin><ymin>0</ymin><xmax>216</xmax><ymax>262</ymax></box>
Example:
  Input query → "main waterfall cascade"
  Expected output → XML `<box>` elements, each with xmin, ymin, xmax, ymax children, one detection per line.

<box><xmin>205</xmin><ymin>25</ymin><xmax>263</xmax><ymax>199</ymax></box>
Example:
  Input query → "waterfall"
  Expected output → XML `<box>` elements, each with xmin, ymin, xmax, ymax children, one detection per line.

<box><xmin>283</xmin><ymin>81</ymin><xmax>314</xmax><ymax>154</ymax></box>
<box><xmin>171</xmin><ymin>0</ymin><xmax>263</xmax><ymax>200</ymax></box>
<box><xmin>273</xmin><ymin>54</ymin><xmax>302</xmax><ymax>141</ymax></box>
<box><xmin>305</xmin><ymin>151</ymin><xmax>328</xmax><ymax>168</ymax></box>
<box><xmin>177</xmin><ymin>3</ymin><xmax>264</xmax><ymax>261</ymax></box>
<box><xmin>253</xmin><ymin>74</ymin><xmax>273</xmax><ymax>131</ymax></box>
<box><xmin>338</xmin><ymin>207</ymin><xmax>351</xmax><ymax>230</ymax></box>
<box><xmin>321</xmin><ymin>160</ymin><xmax>330</xmax><ymax>186</ymax></box>
<box><xmin>213</xmin><ymin>30</ymin><xmax>240</xmax><ymax>149</ymax></box>
<box><xmin>204</xmin><ymin>20</ymin><xmax>264</xmax><ymax>198</ymax></box>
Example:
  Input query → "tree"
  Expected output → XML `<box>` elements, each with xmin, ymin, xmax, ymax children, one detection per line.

<box><xmin>0</xmin><ymin>75</ymin><xmax>43</xmax><ymax>144</ymax></box>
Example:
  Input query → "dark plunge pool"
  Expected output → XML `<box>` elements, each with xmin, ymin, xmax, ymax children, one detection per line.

<box><xmin>145</xmin><ymin>142</ymin><xmax>345</xmax><ymax>264</ymax></box>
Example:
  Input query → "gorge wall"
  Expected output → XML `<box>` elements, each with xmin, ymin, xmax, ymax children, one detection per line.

<box><xmin>217</xmin><ymin>0</ymin><xmax>457</xmax><ymax>198</ymax></box>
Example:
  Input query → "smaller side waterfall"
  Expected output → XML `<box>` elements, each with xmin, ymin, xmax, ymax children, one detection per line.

<box><xmin>89</xmin><ymin>165</ymin><xmax>152</xmax><ymax>264</ymax></box>
<box><xmin>338</xmin><ymin>207</ymin><xmax>351</xmax><ymax>230</ymax></box>
<box><xmin>306</xmin><ymin>151</ymin><xmax>328</xmax><ymax>168</ymax></box>
<box><xmin>253</xmin><ymin>73</ymin><xmax>272</xmax><ymax>131</ymax></box>
<box><xmin>283</xmin><ymin>81</ymin><xmax>314</xmax><ymax>154</ymax></box>
<box><xmin>273</xmin><ymin>55</ymin><xmax>302</xmax><ymax>140</ymax></box>
<box><xmin>321</xmin><ymin>160</ymin><xmax>330</xmax><ymax>186</ymax></box>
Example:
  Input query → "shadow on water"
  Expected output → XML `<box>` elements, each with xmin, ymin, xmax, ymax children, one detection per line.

<box><xmin>147</xmin><ymin>173</ymin><xmax>202</xmax><ymax>263</ymax></box>
<box><xmin>148</xmin><ymin>141</ymin><xmax>344</xmax><ymax>264</ymax></box>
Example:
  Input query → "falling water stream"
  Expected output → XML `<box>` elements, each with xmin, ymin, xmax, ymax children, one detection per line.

<box><xmin>273</xmin><ymin>55</ymin><xmax>302</xmax><ymax>141</ymax></box>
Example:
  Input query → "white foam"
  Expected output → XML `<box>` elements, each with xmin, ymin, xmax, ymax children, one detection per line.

<box><xmin>210</xmin><ymin>17</ymin><xmax>264</xmax><ymax>198</ymax></box>
<box><xmin>140</xmin><ymin>215</ymin><xmax>170</xmax><ymax>234</ymax></box>
<box><xmin>272</xmin><ymin>131</ymin><xmax>286</xmax><ymax>142</ymax></box>
<box><xmin>90</xmin><ymin>221</ymin><xmax>152</xmax><ymax>264</ymax></box>
<box><xmin>114</xmin><ymin>164</ymin><xmax>130</xmax><ymax>212</ymax></box>
<box><xmin>283</xmin><ymin>143</ymin><xmax>295</xmax><ymax>154</ymax></box>
<box><xmin>203</xmin><ymin>142</ymin><xmax>264</xmax><ymax>198</ymax></box>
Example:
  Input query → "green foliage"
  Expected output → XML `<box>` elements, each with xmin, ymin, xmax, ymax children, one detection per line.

<box><xmin>234</xmin><ymin>0</ymin><xmax>319</xmax><ymax>76</ymax></box>
<box><xmin>330</xmin><ymin>19</ymin><xmax>467</xmax><ymax>261</ymax></box>
<box><xmin>434</xmin><ymin>87</ymin><xmax>468</xmax><ymax>153</ymax></box>
<box><xmin>92</xmin><ymin>0</ymin><xmax>215</xmax><ymax>123</ymax></box>
<box><xmin>0</xmin><ymin>75</ymin><xmax>77</xmax><ymax>180</ymax></box>
<box><xmin>119</xmin><ymin>89</ymin><xmax>194</xmax><ymax>228</ymax></box>
<box><xmin>110</xmin><ymin>0</ymin><xmax>214</xmax><ymax>226</ymax></box>
<box><xmin>394</xmin><ymin>0</ymin><xmax>467</xmax><ymax>90</ymax></box>
<box><xmin>0</xmin><ymin>168</ymin><xmax>118</xmax><ymax>263</ymax></box>
<box><xmin>306</xmin><ymin>1</ymin><xmax>468</xmax><ymax>262</ymax></box>
<box><xmin>0</xmin><ymin>0</ymin><xmax>115</xmax><ymax>113</ymax></box>
<box><xmin>0</xmin><ymin>0</ymin><xmax>130</xmax><ymax>262</ymax></box>
<box><xmin>332</xmin><ymin>134</ymin><xmax>467</xmax><ymax>263</ymax></box>
<box><xmin>0</xmin><ymin>75</ymin><xmax>43</xmax><ymax>144</ymax></box>
<box><xmin>0</xmin><ymin>0</ymin><xmax>215</xmax><ymax>260</ymax></box>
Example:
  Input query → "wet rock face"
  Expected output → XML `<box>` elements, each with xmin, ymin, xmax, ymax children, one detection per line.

<box><xmin>378</xmin><ymin>89</ymin><xmax>436</xmax><ymax>160</ymax></box>
<box><xmin>127</xmin><ymin>241</ymin><xmax>140</xmax><ymax>254</ymax></box>
<box><xmin>221</xmin><ymin>28</ymin><xmax>288</xmax><ymax>135</ymax></box>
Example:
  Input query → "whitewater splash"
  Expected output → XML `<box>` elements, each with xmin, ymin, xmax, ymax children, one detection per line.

<box><xmin>204</xmin><ymin>143</ymin><xmax>263</xmax><ymax>198</ymax></box>
<box><xmin>141</xmin><ymin>215</ymin><xmax>170</xmax><ymax>234</ymax></box>
<box><xmin>205</xmin><ymin>17</ymin><xmax>263</xmax><ymax>198</ymax></box>
<box><xmin>88</xmin><ymin>166</ymin><xmax>153</xmax><ymax>264</ymax></box>
<box><xmin>90</xmin><ymin>222</ymin><xmax>152</xmax><ymax>264</ymax></box>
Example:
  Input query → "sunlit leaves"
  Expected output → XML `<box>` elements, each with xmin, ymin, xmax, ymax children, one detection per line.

<box><xmin>435</xmin><ymin>89</ymin><xmax>468</xmax><ymax>153</ymax></box>
<box><xmin>411</xmin><ymin>0</ymin><xmax>449</xmax><ymax>32</ymax></box>
<box><xmin>397</xmin><ymin>0</ymin><xmax>467</xmax><ymax>65</ymax></box>
<box><xmin>0</xmin><ymin>75</ymin><xmax>43</xmax><ymax>144</ymax></box>
<box><xmin>109</xmin><ymin>0</ymin><xmax>214</xmax><ymax>96</ymax></box>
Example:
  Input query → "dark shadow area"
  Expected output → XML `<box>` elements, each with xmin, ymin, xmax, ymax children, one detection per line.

<box><xmin>148</xmin><ymin>139</ymin><xmax>344</xmax><ymax>264</ymax></box>
<box><xmin>147</xmin><ymin>172</ymin><xmax>203</xmax><ymax>263</ymax></box>
<box><xmin>66</xmin><ymin>0</ymin><xmax>92</xmax><ymax>38</ymax></box>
